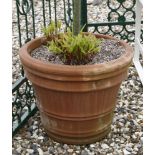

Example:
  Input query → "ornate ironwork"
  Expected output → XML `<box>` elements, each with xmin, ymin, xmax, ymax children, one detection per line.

<box><xmin>16</xmin><ymin>0</ymin><xmax>32</xmax><ymax>15</ymax></box>
<box><xmin>86</xmin><ymin>0</ymin><xmax>141</xmax><ymax>43</ymax></box>
<box><xmin>12</xmin><ymin>76</ymin><xmax>37</xmax><ymax>135</ymax></box>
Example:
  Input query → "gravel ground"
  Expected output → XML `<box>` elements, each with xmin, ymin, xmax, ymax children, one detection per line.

<box><xmin>31</xmin><ymin>39</ymin><xmax>125</xmax><ymax>65</ymax></box>
<box><xmin>12</xmin><ymin>0</ymin><xmax>143</xmax><ymax>154</ymax></box>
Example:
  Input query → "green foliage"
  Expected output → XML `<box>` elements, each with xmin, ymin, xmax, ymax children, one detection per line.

<box><xmin>42</xmin><ymin>21</ymin><xmax>101</xmax><ymax>65</ymax></box>
<box><xmin>42</xmin><ymin>21</ymin><xmax>62</xmax><ymax>37</ymax></box>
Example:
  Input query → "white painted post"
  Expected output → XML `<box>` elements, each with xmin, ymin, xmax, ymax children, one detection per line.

<box><xmin>133</xmin><ymin>0</ymin><xmax>143</xmax><ymax>84</ymax></box>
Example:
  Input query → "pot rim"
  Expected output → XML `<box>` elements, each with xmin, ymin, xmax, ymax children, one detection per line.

<box><xmin>19</xmin><ymin>33</ymin><xmax>133</xmax><ymax>76</ymax></box>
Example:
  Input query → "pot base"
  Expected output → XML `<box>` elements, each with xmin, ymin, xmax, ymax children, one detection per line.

<box><xmin>39</xmin><ymin>104</ymin><xmax>114</xmax><ymax>145</ymax></box>
<box><xmin>44</xmin><ymin>126</ymin><xmax>111</xmax><ymax>145</ymax></box>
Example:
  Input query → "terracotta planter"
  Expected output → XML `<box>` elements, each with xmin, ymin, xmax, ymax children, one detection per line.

<box><xmin>19</xmin><ymin>33</ymin><xmax>133</xmax><ymax>144</ymax></box>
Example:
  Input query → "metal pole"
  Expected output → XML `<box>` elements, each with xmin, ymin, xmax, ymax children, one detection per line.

<box><xmin>81</xmin><ymin>0</ymin><xmax>88</xmax><ymax>32</ymax></box>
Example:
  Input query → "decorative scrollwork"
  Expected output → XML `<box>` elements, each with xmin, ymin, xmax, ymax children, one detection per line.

<box><xmin>16</xmin><ymin>0</ymin><xmax>32</xmax><ymax>15</ymax></box>
<box><xmin>108</xmin><ymin>0</ymin><xmax>122</xmax><ymax>11</ymax></box>
<box><xmin>122</xmin><ymin>0</ymin><xmax>136</xmax><ymax>10</ymax></box>
<box><xmin>111</xmin><ymin>25</ymin><xmax>124</xmax><ymax>34</ymax></box>
<box><xmin>96</xmin><ymin>26</ymin><xmax>110</xmax><ymax>34</ymax></box>
<box><xmin>87</xmin><ymin>0</ymin><xmax>138</xmax><ymax>43</ymax></box>
<box><xmin>108</xmin><ymin>11</ymin><xmax>120</xmax><ymax>22</ymax></box>
<box><xmin>88</xmin><ymin>22</ymin><xmax>136</xmax><ymax>43</ymax></box>
<box><xmin>12</xmin><ymin>77</ymin><xmax>36</xmax><ymax>133</ymax></box>
<box><xmin>107</xmin><ymin>0</ymin><xmax>136</xmax><ymax>22</ymax></box>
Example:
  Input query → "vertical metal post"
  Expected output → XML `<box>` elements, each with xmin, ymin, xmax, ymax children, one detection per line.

<box><xmin>31</xmin><ymin>0</ymin><xmax>36</xmax><ymax>39</ymax></box>
<box><xmin>24</xmin><ymin>14</ymin><xmax>29</xmax><ymax>40</ymax></box>
<box><xmin>16</xmin><ymin>1</ymin><xmax>22</xmax><ymax>47</ymax></box>
<box><xmin>81</xmin><ymin>0</ymin><xmax>88</xmax><ymax>32</ymax></box>
<box><xmin>42</xmin><ymin>0</ymin><xmax>46</xmax><ymax>27</ymax></box>
<box><xmin>48</xmin><ymin>0</ymin><xmax>51</xmax><ymax>21</ymax></box>
<box><xmin>54</xmin><ymin>0</ymin><xmax>57</xmax><ymax>30</ymax></box>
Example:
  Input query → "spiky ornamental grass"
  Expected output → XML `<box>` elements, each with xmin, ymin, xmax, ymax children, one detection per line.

<box><xmin>42</xmin><ymin>21</ymin><xmax>102</xmax><ymax>65</ymax></box>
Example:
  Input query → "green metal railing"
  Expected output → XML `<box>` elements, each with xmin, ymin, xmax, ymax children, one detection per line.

<box><xmin>12</xmin><ymin>0</ymin><xmax>142</xmax><ymax>135</ymax></box>
<box><xmin>12</xmin><ymin>76</ymin><xmax>37</xmax><ymax>136</ymax></box>
<box><xmin>85</xmin><ymin>0</ymin><xmax>137</xmax><ymax>42</ymax></box>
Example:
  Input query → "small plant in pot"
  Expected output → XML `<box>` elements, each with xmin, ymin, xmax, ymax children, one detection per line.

<box><xmin>19</xmin><ymin>1</ymin><xmax>133</xmax><ymax>145</ymax></box>
<box><xmin>41</xmin><ymin>21</ymin><xmax>101</xmax><ymax>65</ymax></box>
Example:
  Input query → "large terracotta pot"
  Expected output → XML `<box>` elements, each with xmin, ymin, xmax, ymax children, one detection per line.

<box><xmin>19</xmin><ymin>33</ymin><xmax>133</xmax><ymax>144</ymax></box>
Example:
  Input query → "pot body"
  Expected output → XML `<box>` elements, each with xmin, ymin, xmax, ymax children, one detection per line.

<box><xmin>19</xmin><ymin>33</ymin><xmax>133</xmax><ymax>144</ymax></box>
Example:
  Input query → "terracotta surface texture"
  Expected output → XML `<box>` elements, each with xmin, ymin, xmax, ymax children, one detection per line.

<box><xmin>19</xmin><ymin>33</ymin><xmax>133</xmax><ymax>144</ymax></box>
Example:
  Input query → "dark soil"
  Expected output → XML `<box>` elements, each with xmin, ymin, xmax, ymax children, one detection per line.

<box><xmin>31</xmin><ymin>39</ymin><xmax>125</xmax><ymax>65</ymax></box>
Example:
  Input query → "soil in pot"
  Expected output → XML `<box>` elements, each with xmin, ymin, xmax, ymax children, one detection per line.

<box><xmin>31</xmin><ymin>39</ymin><xmax>126</xmax><ymax>65</ymax></box>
